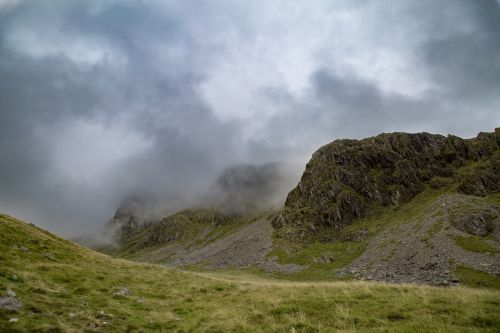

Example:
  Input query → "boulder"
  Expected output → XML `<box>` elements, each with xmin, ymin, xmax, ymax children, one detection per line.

<box><xmin>0</xmin><ymin>297</ymin><xmax>22</xmax><ymax>311</ymax></box>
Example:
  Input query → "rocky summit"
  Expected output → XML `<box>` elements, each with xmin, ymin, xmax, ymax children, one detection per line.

<box><xmin>274</xmin><ymin>129</ymin><xmax>499</xmax><ymax>240</ymax></box>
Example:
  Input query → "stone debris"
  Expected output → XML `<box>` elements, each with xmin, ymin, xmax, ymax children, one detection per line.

<box><xmin>96</xmin><ymin>310</ymin><xmax>114</xmax><ymax>320</ymax></box>
<box><xmin>43</xmin><ymin>252</ymin><xmax>56</xmax><ymax>261</ymax></box>
<box><xmin>258</xmin><ymin>260</ymin><xmax>305</xmax><ymax>273</ymax></box>
<box><xmin>312</xmin><ymin>254</ymin><xmax>335</xmax><ymax>264</ymax></box>
<box><xmin>87</xmin><ymin>322</ymin><xmax>97</xmax><ymax>329</ymax></box>
<box><xmin>112</xmin><ymin>286</ymin><xmax>131</xmax><ymax>297</ymax></box>
<box><xmin>0</xmin><ymin>297</ymin><xmax>22</xmax><ymax>311</ymax></box>
<box><xmin>336</xmin><ymin>194</ymin><xmax>500</xmax><ymax>286</ymax></box>
<box><xmin>165</xmin><ymin>218</ymin><xmax>305</xmax><ymax>273</ymax></box>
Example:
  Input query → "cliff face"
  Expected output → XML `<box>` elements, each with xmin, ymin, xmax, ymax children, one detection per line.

<box><xmin>273</xmin><ymin>129</ymin><xmax>500</xmax><ymax>240</ymax></box>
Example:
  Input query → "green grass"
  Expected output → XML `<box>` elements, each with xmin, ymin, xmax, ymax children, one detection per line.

<box><xmin>484</xmin><ymin>192</ymin><xmax>500</xmax><ymax>206</ymax></box>
<box><xmin>1</xmin><ymin>213</ymin><xmax>500</xmax><ymax>332</ymax></box>
<box><xmin>267</xmin><ymin>239</ymin><xmax>364</xmax><ymax>280</ymax></box>
<box><xmin>452</xmin><ymin>235</ymin><xmax>499</xmax><ymax>254</ymax></box>
<box><xmin>455</xmin><ymin>266</ymin><xmax>500</xmax><ymax>290</ymax></box>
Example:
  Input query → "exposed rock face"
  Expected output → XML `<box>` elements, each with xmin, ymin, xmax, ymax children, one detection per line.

<box><xmin>274</xmin><ymin>129</ymin><xmax>500</xmax><ymax>240</ymax></box>
<box><xmin>448</xmin><ymin>200</ymin><xmax>498</xmax><ymax>237</ymax></box>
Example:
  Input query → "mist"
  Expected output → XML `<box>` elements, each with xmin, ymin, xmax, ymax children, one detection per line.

<box><xmin>0</xmin><ymin>0</ymin><xmax>499</xmax><ymax>237</ymax></box>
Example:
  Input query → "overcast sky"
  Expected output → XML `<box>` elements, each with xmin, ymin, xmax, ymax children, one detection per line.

<box><xmin>0</xmin><ymin>0</ymin><xmax>499</xmax><ymax>236</ymax></box>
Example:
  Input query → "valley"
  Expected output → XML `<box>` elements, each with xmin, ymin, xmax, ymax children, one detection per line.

<box><xmin>1</xmin><ymin>129</ymin><xmax>499</xmax><ymax>332</ymax></box>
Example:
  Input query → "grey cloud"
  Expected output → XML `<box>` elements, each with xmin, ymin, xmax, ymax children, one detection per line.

<box><xmin>0</xmin><ymin>0</ymin><xmax>498</xmax><ymax>236</ymax></box>
<box><xmin>423</xmin><ymin>0</ymin><xmax>500</xmax><ymax>99</ymax></box>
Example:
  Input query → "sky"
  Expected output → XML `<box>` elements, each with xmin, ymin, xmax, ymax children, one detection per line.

<box><xmin>0</xmin><ymin>0</ymin><xmax>499</xmax><ymax>236</ymax></box>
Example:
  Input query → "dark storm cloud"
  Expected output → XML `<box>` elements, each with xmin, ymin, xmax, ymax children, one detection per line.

<box><xmin>0</xmin><ymin>0</ymin><xmax>498</xmax><ymax>236</ymax></box>
<box><xmin>423</xmin><ymin>0</ymin><xmax>500</xmax><ymax>99</ymax></box>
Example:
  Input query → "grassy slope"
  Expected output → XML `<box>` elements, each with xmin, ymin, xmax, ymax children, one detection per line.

<box><xmin>1</xmin><ymin>214</ymin><xmax>500</xmax><ymax>332</ymax></box>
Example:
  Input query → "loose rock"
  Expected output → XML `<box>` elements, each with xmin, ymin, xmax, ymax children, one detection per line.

<box><xmin>43</xmin><ymin>252</ymin><xmax>56</xmax><ymax>261</ymax></box>
<box><xmin>312</xmin><ymin>254</ymin><xmax>335</xmax><ymax>264</ymax></box>
<box><xmin>112</xmin><ymin>286</ymin><xmax>131</xmax><ymax>297</ymax></box>
<box><xmin>0</xmin><ymin>297</ymin><xmax>22</xmax><ymax>310</ymax></box>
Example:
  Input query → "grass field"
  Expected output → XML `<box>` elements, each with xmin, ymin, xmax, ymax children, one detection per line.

<box><xmin>1</xmin><ymin>213</ymin><xmax>499</xmax><ymax>332</ymax></box>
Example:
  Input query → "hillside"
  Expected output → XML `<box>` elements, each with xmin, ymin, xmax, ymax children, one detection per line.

<box><xmin>264</xmin><ymin>129</ymin><xmax>500</xmax><ymax>285</ymax></box>
<box><xmin>1</xmin><ymin>213</ymin><xmax>500</xmax><ymax>332</ymax></box>
<box><xmin>92</xmin><ymin>130</ymin><xmax>500</xmax><ymax>289</ymax></box>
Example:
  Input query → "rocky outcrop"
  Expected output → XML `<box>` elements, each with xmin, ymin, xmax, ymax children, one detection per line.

<box><xmin>274</xmin><ymin>129</ymin><xmax>500</xmax><ymax>240</ymax></box>
<box><xmin>447</xmin><ymin>200</ymin><xmax>498</xmax><ymax>237</ymax></box>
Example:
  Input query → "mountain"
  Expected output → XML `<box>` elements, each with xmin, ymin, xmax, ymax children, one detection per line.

<box><xmin>99</xmin><ymin>129</ymin><xmax>500</xmax><ymax>287</ymax></box>
<box><xmin>271</xmin><ymin>128</ymin><xmax>499</xmax><ymax>285</ymax></box>
<box><xmin>2</xmin><ymin>213</ymin><xmax>499</xmax><ymax>331</ymax></box>
<box><xmin>101</xmin><ymin>162</ymin><xmax>301</xmax><ymax>266</ymax></box>
<box><xmin>274</xmin><ymin>129</ymin><xmax>499</xmax><ymax>239</ymax></box>
<box><xmin>2</xmin><ymin>130</ymin><xmax>500</xmax><ymax>331</ymax></box>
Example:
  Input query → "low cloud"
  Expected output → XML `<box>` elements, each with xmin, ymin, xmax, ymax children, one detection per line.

<box><xmin>0</xmin><ymin>0</ymin><xmax>498</xmax><ymax>236</ymax></box>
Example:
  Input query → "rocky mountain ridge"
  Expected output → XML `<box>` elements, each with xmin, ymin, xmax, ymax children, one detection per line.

<box><xmin>273</xmin><ymin>129</ymin><xmax>499</xmax><ymax>240</ymax></box>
